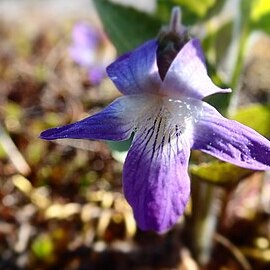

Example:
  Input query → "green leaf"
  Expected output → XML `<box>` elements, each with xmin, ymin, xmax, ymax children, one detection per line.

<box><xmin>106</xmin><ymin>134</ymin><xmax>133</xmax><ymax>163</ymax></box>
<box><xmin>107</xmin><ymin>138</ymin><xmax>132</xmax><ymax>152</ymax></box>
<box><xmin>250</xmin><ymin>0</ymin><xmax>270</xmax><ymax>34</ymax></box>
<box><xmin>231</xmin><ymin>103</ymin><xmax>270</xmax><ymax>138</ymax></box>
<box><xmin>93</xmin><ymin>0</ymin><xmax>161</xmax><ymax>54</ymax></box>
<box><xmin>190</xmin><ymin>161</ymin><xmax>253</xmax><ymax>186</ymax></box>
<box><xmin>157</xmin><ymin>0</ymin><xmax>218</xmax><ymax>20</ymax></box>
<box><xmin>25</xmin><ymin>140</ymin><xmax>46</xmax><ymax>165</ymax></box>
<box><xmin>251</xmin><ymin>13</ymin><xmax>270</xmax><ymax>34</ymax></box>
<box><xmin>176</xmin><ymin>0</ymin><xmax>216</xmax><ymax>17</ymax></box>
<box><xmin>156</xmin><ymin>0</ymin><xmax>199</xmax><ymax>24</ymax></box>
<box><xmin>0</xmin><ymin>143</ymin><xmax>6</xmax><ymax>159</ymax></box>
<box><xmin>251</xmin><ymin>0</ymin><xmax>270</xmax><ymax>22</ymax></box>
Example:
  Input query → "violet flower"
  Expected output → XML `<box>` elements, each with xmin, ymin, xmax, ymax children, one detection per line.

<box><xmin>41</xmin><ymin>8</ymin><xmax>270</xmax><ymax>232</ymax></box>
<box><xmin>69</xmin><ymin>22</ymin><xmax>107</xmax><ymax>85</ymax></box>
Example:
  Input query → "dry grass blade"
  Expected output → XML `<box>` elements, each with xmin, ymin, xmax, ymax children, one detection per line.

<box><xmin>0</xmin><ymin>123</ymin><xmax>30</xmax><ymax>175</ymax></box>
<box><xmin>214</xmin><ymin>233</ymin><xmax>252</xmax><ymax>270</ymax></box>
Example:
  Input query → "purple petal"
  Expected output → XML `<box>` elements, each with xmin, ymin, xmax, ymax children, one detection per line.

<box><xmin>161</xmin><ymin>39</ymin><xmax>231</xmax><ymax>99</ymax></box>
<box><xmin>106</xmin><ymin>40</ymin><xmax>162</xmax><ymax>95</ymax></box>
<box><xmin>40</xmin><ymin>95</ymin><xmax>148</xmax><ymax>141</ymax></box>
<box><xmin>123</xmin><ymin>126</ymin><xmax>191</xmax><ymax>232</ymax></box>
<box><xmin>192</xmin><ymin>102</ymin><xmax>270</xmax><ymax>170</ymax></box>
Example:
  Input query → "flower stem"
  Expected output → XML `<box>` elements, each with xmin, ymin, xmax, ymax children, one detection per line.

<box><xmin>227</xmin><ymin>0</ymin><xmax>252</xmax><ymax>116</ymax></box>
<box><xmin>190</xmin><ymin>180</ymin><xmax>223</xmax><ymax>265</ymax></box>
<box><xmin>0</xmin><ymin>123</ymin><xmax>30</xmax><ymax>175</ymax></box>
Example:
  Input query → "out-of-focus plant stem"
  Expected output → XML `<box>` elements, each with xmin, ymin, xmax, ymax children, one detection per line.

<box><xmin>189</xmin><ymin>3</ymin><xmax>254</xmax><ymax>264</ymax></box>
<box><xmin>190</xmin><ymin>180</ymin><xmax>223</xmax><ymax>265</ymax></box>
<box><xmin>0</xmin><ymin>123</ymin><xmax>30</xmax><ymax>175</ymax></box>
<box><xmin>227</xmin><ymin>0</ymin><xmax>252</xmax><ymax>116</ymax></box>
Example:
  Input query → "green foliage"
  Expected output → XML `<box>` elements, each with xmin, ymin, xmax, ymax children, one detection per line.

<box><xmin>232</xmin><ymin>103</ymin><xmax>270</xmax><ymax>138</ymax></box>
<box><xmin>156</xmin><ymin>0</ymin><xmax>200</xmax><ymax>24</ymax></box>
<box><xmin>25</xmin><ymin>140</ymin><xmax>46</xmax><ymax>165</ymax></box>
<box><xmin>44</xmin><ymin>112</ymin><xmax>65</xmax><ymax>128</ymax></box>
<box><xmin>203</xmin><ymin>21</ymin><xmax>234</xmax><ymax>70</ymax></box>
<box><xmin>251</xmin><ymin>0</ymin><xmax>270</xmax><ymax>20</ymax></box>
<box><xmin>172</xmin><ymin>0</ymin><xmax>216</xmax><ymax>17</ymax></box>
<box><xmin>107</xmin><ymin>134</ymin><xmax>133</xmax><ymax>157</ymax></box>
<box><xmin>107</xmin><ymin>138</ymin><xmax>132</xmax><ymax>152</ymax></box>
<box><xmin>31</xmin><ymin>234</ymin><xmax>54</xmax><ymax>259</ymax></box>
<box><xmin>190</xmin><ymin>161</ymin><xmax>253</xmax><ymax>186</ymax></box>
<box><xmin>3</xmin><ymin>102</ymin><xmax>23</xmax><ymax>121</ymax></box>
<box><xmin>93</xmin><ymin>0</ymin><xmax>161</xmax><ymax>54</ymax></box>
<box><xmin>156</xmin><ymin>0</ymin><xmax>226</xmax><ymax>24</ymax></box>
<box><xmin>250</xmin><ymin>0</ymin><xmax>270</xmax><ymax>34</ymax></box>
<box><xmin>0</xmin><ymin>143</ymin><xmax>6</xmax><ymax>158</ymax></box>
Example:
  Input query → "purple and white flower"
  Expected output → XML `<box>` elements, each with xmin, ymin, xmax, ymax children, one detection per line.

<box><xmin>41</xmin><ymin>8</ymin><xmax>270</xmax><ymax>232</ymax></box>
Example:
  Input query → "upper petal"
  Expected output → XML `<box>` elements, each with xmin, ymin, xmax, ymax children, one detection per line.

<box><xmin>106</xmin><ymin>40</ymin><xmax>162</xmax><ymax>95</ymax></box>
<box><xmin>161</xmin><ymin>39</ymin><xmax>231</xmax><ymax>99</ymax></box>
<box><xmin>123</xmin><ymin>99</ymin><xmax>193</xmax><ymax>232</ymax></box>
<box><xmin>192</xmin><ymin>102</ymin><xmax>270</xmax><ymax>170</ymax></box>
<box><xmin>40</xmin><ymin>95</ymin><xmax>152</xmax><ymax>141</ymax></box>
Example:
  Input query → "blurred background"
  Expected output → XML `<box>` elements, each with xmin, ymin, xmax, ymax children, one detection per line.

<box><xmin>0</xmin><ymin>0</ymin><xmax>270</xmax><ymax>269</ymax></box>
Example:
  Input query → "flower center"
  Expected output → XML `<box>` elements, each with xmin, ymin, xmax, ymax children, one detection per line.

<box><xmin>156</xmin><ymin>32</ymin><xmax>187</xmax><ymax>80</ymax></box>
<box><xmin>134</xmin><ymin>95</ymin><xmax>202</xmax><ymax>154</ymax></box>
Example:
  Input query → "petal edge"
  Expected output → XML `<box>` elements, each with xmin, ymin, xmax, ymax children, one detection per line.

<box><xmin>107</xmin><ymin>40</ymin><xmax>162</xmax><ymax>95</ymax></box>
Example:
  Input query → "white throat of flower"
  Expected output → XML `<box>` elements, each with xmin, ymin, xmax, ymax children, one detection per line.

<box><xmin>134</xmin><ymin>94</ymin><xmax>203</xmax><ymax>155</ymax></box>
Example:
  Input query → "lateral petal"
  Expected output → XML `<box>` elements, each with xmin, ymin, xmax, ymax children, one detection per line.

<box><xmin>192</xmin><ymin>102</ymin><xmax>270</xmax><ymax>170</ymax></box>
<box><xmin>40</xmin><ymin>95</ymin><xmax>151</xmax><ymax>141</ymax></box>
<box><xmin>123</xmin><ymin>114</ymin><xmax>191</xmax><ymax>232</ymax></box>
<box><xmin>161</xmin><ymin>39</ymin><xmax>231</xmax><ymax>99</ymax></box>
<box><xmin>106</xmin><ymin>40</ymin><xmax>162</xmax><ymax>95</ymax></box>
